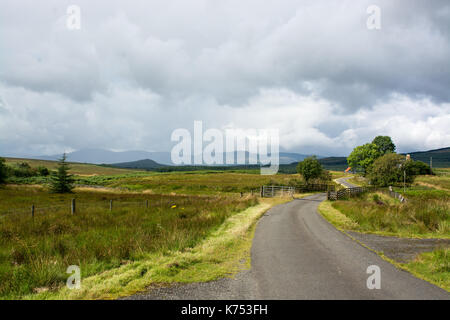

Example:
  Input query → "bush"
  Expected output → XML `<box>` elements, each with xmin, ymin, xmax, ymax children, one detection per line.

<box><xmin>10</xmin><ymin>162</ymin><xmax>37</xmax><ymax>178</ymax></box>
<box><xmin>319</xmin><ymin>170</ymin><xmax>332</xmax><ymax>182</ymax></box>
<box><xmin>404</xmin><ymin>160</ymin><xmax>431</xmax><ymax>176</ymax></box>
<box><xmin>367</xmin><ymin>153</ymin><xmax>405</xmax><ymax>187</ymax></box>
<box><xmin>372</xmin><ymin>194</ymin><xmax>380</xmax><ymax>203</ymax></box>
<box><xmin>37</xmin><ymin>166</ymin><xmax>50</xmax><ymax>176</ymax></box>
<box><xmin>0</xmin><ymin>158</ymin><xmax>7</xmax><ymax>184</ymax></box>
<box><xmin>367</xmin><ymin>154</ymin><xmax>431</xmax><ymax>187</ymax></box>
<box><xmin>296</xmin><ymin>156</ymin><xmax>323</xmax><ymax>183</ymax></box>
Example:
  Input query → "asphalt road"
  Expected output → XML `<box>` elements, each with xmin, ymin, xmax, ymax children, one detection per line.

<box><xmin>335</xmin><ymin>176</ymin><xmax>359</xmax><ymax>188</ymax></box>
<box><xmin>128</xmin><ymin>193</ymin><xmax>449</xmax><ymax>300</ymax></box>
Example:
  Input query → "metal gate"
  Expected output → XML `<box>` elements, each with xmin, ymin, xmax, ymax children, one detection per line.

<box><xmin>260</xmin><ymin>185</ymin><xmax>295</xmax><ymax>197</ymax></box>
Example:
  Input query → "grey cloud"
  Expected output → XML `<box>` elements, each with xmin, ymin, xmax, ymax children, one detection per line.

<box><xmin>0</xmin><ymin>0</ymin><xmax>449</xmax><ymax>157</ymax></box>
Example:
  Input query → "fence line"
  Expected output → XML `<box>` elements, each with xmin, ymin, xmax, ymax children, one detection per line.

<box><xmin>327</xmin><ymin>186</ymin><xmax>407</xmax><ymax>202</ymax></box>
<box><xmin>327</xmin><ymin>187</ymin><xmax>368</xmax><ymax>200</ymax></box>
<box><xmin>0</xmin><ymin>198</ymin><xmax>154</xmax><ymax>219</ymax></box>
<box><xmin>381</xmin><ymin>186</ymin><xmax>407</xmax><ymax>203</ymax></box>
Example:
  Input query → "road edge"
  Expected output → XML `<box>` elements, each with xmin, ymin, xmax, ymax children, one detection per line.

<box><xmin>316</xmin><ymin>200</ymin><xmax>449</xmax><ymax>292</ymax></box>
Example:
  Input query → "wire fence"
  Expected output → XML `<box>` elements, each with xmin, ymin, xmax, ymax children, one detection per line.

<box><xmin>0</xmin><ymin>198</ymin><xmax>154</xmax><ymax>220</ymax></box>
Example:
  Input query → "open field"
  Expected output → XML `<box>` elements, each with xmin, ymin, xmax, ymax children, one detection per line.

<box><xmin>3</xmin><ymin>157</ymin><xmax>346</xmax><ymax>196</ymax></box>
<box><xmin>87</xmin><ymin>171</ymin><xmax>307</xmax><ymax>194</ymax></box>
<box><xmin>0</xmin><ymin>163</ymin><xmax>328</xmax><ymax>299</ymax></box>
<box><xmin>4</xmin><ymin>157</ymin><xmax>142</xmax><ymax>176</ymax></box>
<box><xmin>8</xmin><ymin>170</ymin><xmax>316</xmax><ymax>195</ymax></box>
<box><xmin>414</xmin><ymin>169</ymin><xmax>450</xmax><ymax>191</ymax></box>
<box><xmin>0</xmin><ymin>185</ymin><xmax>259</xmax><ymax>299</ymax></box>
<box><xmin>29</xmin><ymin>197</ymin><xmax>293</xmax><ymax>300</ymax></box>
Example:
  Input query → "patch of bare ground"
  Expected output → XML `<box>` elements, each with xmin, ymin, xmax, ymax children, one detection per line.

<box><xmin>347</xmin><ymin>231</ymin><xmax>450</xmax><ymax>263</ymax></box>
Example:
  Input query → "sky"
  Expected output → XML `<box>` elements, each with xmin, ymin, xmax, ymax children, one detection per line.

<box><xmin>0</xmin><ymin>0</ymin><xmax>449</xmax><ymax>157</ymax></box>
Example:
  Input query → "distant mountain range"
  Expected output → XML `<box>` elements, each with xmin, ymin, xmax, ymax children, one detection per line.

<box><xmin>35</xmin><ymin>148</ymin><xmax>319</xmax><ymax>166</ymax></box>
<box><xmin>36</xmin><ymin>149</ymin><xmax>173</xmax><ymax>165</ymax></box>
<box><xmin>26</xmin><ymin>146</ymin><xmax>450</xmax><ymax>171</ymax></box>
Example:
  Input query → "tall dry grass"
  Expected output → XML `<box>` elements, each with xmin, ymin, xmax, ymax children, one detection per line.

<box><xmin>0</xmin><ymin>186</ymin><xmax>257</xmax><ymax>299</ymax></box>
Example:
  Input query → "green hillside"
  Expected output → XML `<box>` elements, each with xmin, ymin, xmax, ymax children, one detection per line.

<box><xmin>403</xmin><ymin>147</ymin><xmax>450</xmax><ymax>168</ymax></box>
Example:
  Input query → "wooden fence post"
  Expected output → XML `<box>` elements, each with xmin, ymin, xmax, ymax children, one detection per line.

<box><xmin>240</xmin><ymin>192</ymin><xmax>243</xmax><ymax>198</ymax></box>
<box><xmin>146</xmin><ymin>200</ymin><xmax>149</xmax><ymax>208</ymax></box>
<box><xmin>71</xmin><ymin>199</ymin><xmax>76</xmax><ymax>215</ymax></box>
<box><xmin>110</xmin><ymin>200</ymin><xmax>113</xmax><ymax>211</ymax></box>
<box><xmin>31</xmin><ymin>204</ymin><xmax>35</xmax><ymax>219</ymax></box>
<box><xmin>260</xmin><ymin>186</ymin><xmax>263</xmax><ymax>197</ymax></box>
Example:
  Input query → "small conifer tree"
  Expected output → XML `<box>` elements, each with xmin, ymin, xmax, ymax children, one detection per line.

<box><xmin>50</xmin><ymin>153</ymin><xmax>74</xmax><ymax>193</ymax></box>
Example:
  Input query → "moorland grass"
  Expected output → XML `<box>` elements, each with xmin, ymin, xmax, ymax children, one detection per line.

<box><xmin>329</xmin><ymin>191</ymin><xmax>449</xmax><ymax>238</ymax></box>
<box><xmin>0</xmin><ymin>185</ymin><xmax>257</xmax><ymax>299</ymax></box>
<box><xmin>74</xmin><ymin>171</ymin><xmax>308</xmax><ymax>195</ymax></box>
<box><xmin>414</xmin><ymin>172</ymin><xmax>450</xmax><ymax>191</ymax></box>
<box><xmin>402</xmin><ymin>247</ymin><xmax>449</xmax><ymax>291</ymax></box>
<box><xmin>27</xmin><ymin>197</ymin><xmax>292</xmax><ymax>300</ymax></box>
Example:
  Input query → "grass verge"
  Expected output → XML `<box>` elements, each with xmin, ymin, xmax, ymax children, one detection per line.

<box><xmin>25</xmin><ymin>197</ymin><xmax>289</xmax><ymax>300</ymax></box>
<box><xmin>401</xmin><ymin>248</ymin><xmax>449</xmax><ymax>292</ymax></box>
<box><xmin>320</xmin><ymin>190</ymin><xmax>449</xmax><ymax>239</ymax></box>
<box><xmin>318</xmin><ymin>201</ymin><xmax>450</xmax><ymax>292</ymax></box>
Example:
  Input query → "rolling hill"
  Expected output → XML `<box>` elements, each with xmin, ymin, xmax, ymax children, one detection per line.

<box><xmin>106</xmin><ymin>147</ymin><xmax>450</xmax><ymax>172</ymax></box>
<box><xmin>33</xmin><ymin>148</ymin><xmax>318</xmax><ymax>165</ymax></box>
<box><xmin>35</xmin><ymin>149</ymin><xmax>173</xmax><ymax>165</ymax></box>
<box><xmin>404</xmin><ymin>147</ymin><xmax>450</xmax><ymax>168</ymax></box>
<box><xmin>109</xmin><ymin>159</ymin><xmax>165</xmax><ymax>170</ymax></box>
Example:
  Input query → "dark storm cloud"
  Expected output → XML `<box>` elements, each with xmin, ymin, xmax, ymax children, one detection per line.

<box><xmin>0</xmin><ymin>0</ymin><xmax>449</xmax><ymax>156</ymax></box>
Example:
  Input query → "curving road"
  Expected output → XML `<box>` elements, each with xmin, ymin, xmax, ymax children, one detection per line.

<box><xmin>335</xmin><ymin>176</ymin><xmax>359</xmax><ymax>188</ymax></box>
<box><xmin>128</xmin><ymin>193</ymin><xmax>449</xmax><ymax>300</ymax></box>
<box><xmin>249</xmin><ymin>194</ymin><xmax>448</xmax><ymax>299</ymax></box>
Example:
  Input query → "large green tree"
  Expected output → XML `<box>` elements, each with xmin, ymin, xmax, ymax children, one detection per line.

<box><xmin>372</xmin><ymin>136</ymin><xmax>396</xmax><ymax>155</ymax></box>
<box><xmin>347</xmin><ymin>143</ymin><xmax>381</xmax><ymax>174</ymax></box>
<box><xmin>49</xmin><ymin>153</ymin><xmax>74</xmax><ymax>193</ymax></box>
<box><xmin>296</xmin><ymin>156</ymin><xmax>323</xmax><ymax>183</ymax></box>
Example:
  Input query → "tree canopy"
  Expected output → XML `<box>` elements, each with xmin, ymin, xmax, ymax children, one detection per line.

<box><xmin>347</xmin><ymin>143</ymin><xmax>381</xmax><ymax>174</ymax></box>
<box><xmin>347</xmin><ymin>135</ymin><xmax>398</xmax><ymax>174</ymax></box>
<box><xmin>372</xmin><ymin>136</ymin><xmax>396</xmax><ymax>155</ymax></box>
<box><xmin>296</xmin><ymin>156</ymin><xmax>323</xmax><ymax>183</ymax></box>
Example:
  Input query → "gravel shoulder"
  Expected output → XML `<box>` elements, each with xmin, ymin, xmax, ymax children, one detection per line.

<box><xmin>347</xmin><ymin>231</ymin><xmax>450</xmax><ymax>263</ymax></box>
